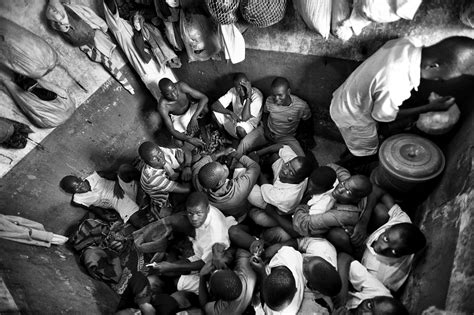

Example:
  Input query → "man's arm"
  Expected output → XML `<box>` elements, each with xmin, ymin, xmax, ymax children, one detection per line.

<box><xmin>334</xmin><ymin>252</ymin><xmax>354</xmax><ymax>308</ymax></box>
<box><xmin>180</xmin><ymin>82</ymin><xmax>208</xmax><ymax>121</ymax></box>
<box><xmin>264</xmin><ymin>204</ymin><xmax>300</xmax><ymax>238</ymax></box>
<box><xmin>292</xmin><ymin>204</ymin><xmax>344</xmax><ymax>236</ymax></box>
<box><xmin>148</xmin><ymin>260</ymin><xmax>204</xmax><ymax>276</ymax></box>
<box><xmin>396</xmin><ymin>96</ymin><xmax>456</xmax><ymax>119</ymax></box>
<box><xmin>211</xmin><ymin>100</ymin><xmax>238</xmax><ymax>120</ymax></box>
<box><xmin>254</xmin><ymin>143</ymin><xmax>284</xmax><ymax>157</ymax></box>
<box><xmin>327</xmin><ymin>163</ymin><xmax>351</xmax><ymax>182</ymax></box>
<box><xmin>234</xmin><ymin>155</ymin><xmax>261</xmax><ymax>189</ymax></box>
<box><xmin>240</xmin><ymin>81</ymin><xmax>253</xmax><ymax>121</ymax></box>
<box><xmin>170</xmin><ymin>182</ymin><xmax>192</xmax><ymax>194</ymax></box>
<box><xmin>350</xmin><ymin>184</ymin><xmax>386</xmax><ymax>246</ymax></box>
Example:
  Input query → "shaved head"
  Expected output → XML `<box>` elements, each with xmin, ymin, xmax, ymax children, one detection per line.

<box><xmin>198</xmin><ymin>162</ymin><xmax>228</xmax><ymax>190</ymax></box>
<box><xmin>304</xmin><ymin>256</ymin><xmax>341</xmax><ymax>296</ymax></box>
<box><xmin>233</xmin><ymin>72</ymin><xmax>248</xmax><ymax>83</ymax></box>
<box><xmin>209</xmin><ymin>270</ymin><xmax>242</xmax><ymax>301</ymax></box>
<box><xmin>350</xmin><ymin>175</ymin><xmax>372</xmax><ymax>198</ymax></box>
<box><xmin>271</xmin><ymin>77</ymin><xmax>290</xmax><ymax>90</ymax></box>
<box><xmin>158</xmin><ymin>78</ymin><xmax>173</xmax><ymax>92</ymax></box>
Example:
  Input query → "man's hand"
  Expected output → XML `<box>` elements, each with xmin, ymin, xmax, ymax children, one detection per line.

<box><xmin>187</xmin><ymin>137</ymin><xmax>205</xmax><ymax>148</ymax></box>
<box><xmin>249</xmin><ymin>256</ymin><xmax>265</xmax><ymax>273</ymax></box>
<box><xmin>146</xmin><ymin>261</ymin><xmax>175</xmax><ymax>275</ymax></box>
<box><xmin>350</xmin><ymin>221</ymin><xmax>368</xmax><ymax>247</ymax></box>
<box><xmin>241</xmin><ymin>81</ymin><xmax>252</xmax><ymax>99</ymax></box>
<box><xmin>175</xmin><ymin>149</ymin><xmax>185</xmax><ymax>164</ymax></box>
<box><xmin>187</xmin><ymin>118</ymin><xmax>200</xmax><ymax>135</ymax></box>
<box><xmin>181</xmin><ymin>166</ymin><xmax>192</xmax><ymax>182</ymax></box>
<box><xmin>427</xmin><ymin>96</ymin><xmax>455</xmax><ymax>111</ymax></box>
<box><xmin>199</xmin><ymin>261</ymin><xmax>215</xmax><ymax>277</ymax></box>
<box><xmin>227</xmin><ymin>111</ymin><xmax>241</xmax><ymax>122</ymax></box>
<box><xmin>113</xmin><ymin>181</ymin><xmax>125</xmax><ymax>199</ymax></box>
<box><xmin>264</xmin><ymin>243</ymin><xmax>282</xmax><ymax>260</ymax></box>
<box><xmin>248</xmin><ymin>151</ymin><xmax>260</xmax><ymax>163</ymax></box>
<box><xmin>229</xmin><ymin>150</ymin><xmax>243</xmax><ymax>161</ymax></box>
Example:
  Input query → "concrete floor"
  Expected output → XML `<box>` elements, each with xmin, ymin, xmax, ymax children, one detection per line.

<box><xmin>0</xmin><ymin>65</ymin><xmax>153</xmax><ymax>313</ymax></box>
<box><xmin>0</xmin><ymin>56</ymin><xmax>345</xmax><ymax>312</ymax></box>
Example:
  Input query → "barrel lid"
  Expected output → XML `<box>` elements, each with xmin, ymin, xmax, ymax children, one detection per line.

<box><xmin>378</xmin><ymin>133</ymin><xmax>445</xmax><ymax>181</ymax></box>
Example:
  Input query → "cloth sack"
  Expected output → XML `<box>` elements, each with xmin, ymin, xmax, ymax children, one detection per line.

<box><xmin>0</xmin><ymin>17</ymin><xmax>58</xmax><ymax>78</ymax></box>
<box><xmin>2</xmin><ymin>79</ymin><xmax>75</xmax><ymax>128</ymax></box>
<box><xmin>133</xmin><ymin>219</ymin><xmax>172</xmax><ymax>255</ymax></box>
<box><xmin>360</xmin><ymin>0</ymin><xmax>422</xmax><ymax>23</ymax></box>
<box><xmin>295</xmin><ymin>0</ymin><xmax>332</xmax><ymax>39</ymax></box>
<box><xmin>180</xmin><ymin>7</ymin><xmax>221</xmax><ymax>62</ymax></box>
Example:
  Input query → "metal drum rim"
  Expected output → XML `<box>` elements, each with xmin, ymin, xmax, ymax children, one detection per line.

<box><xmin>378</xmin><ymin>133</ymin><xmax>446</xmax><ymax>181</ymax></box>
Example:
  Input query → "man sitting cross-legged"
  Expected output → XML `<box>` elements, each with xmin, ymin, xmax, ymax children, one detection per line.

<box><xmin>157</xmin><ymin>78</ymin><xmax>208</xmax><ymax>149</ymax></box>
<box><xmin>198</xmin><ymin>249</ymin><xmax>257</xmax><ymax>315</ymax></box>
<box><xmin>211</xmin><ymin>72</ymin><xmax>263</xmax><ymax>139</ymax></box>
<box><xmin>60</xmin><ymin>164</ymin><xmax>147</xmax><ymax>228</ymax></box>
<box><xmin>147</xmin><ymin>192</ymin><xmax>237</xmax><ymax>297</ymax></box>
<box><xmin>236</xmin><ymin>76</ymin><xmax>311</xmax><ymax>157</ymax></box>
<box><xmin>192</xmin><ymin>147</ymin><xmax>260</xmax><ymax>222</ymax></box>
<box><xmin>322</xmin><ymin>184</ymin><xmax>427</xmax><ymax>292</ymax></box>
<box><xmin>292</xmin><ymin>165</ymin><xmax>373</xmax><ymax>252</ymax></box>
<box><xmin>332</xmin><ymin>253</ymin><xmax>409</xmax><ymax>315</ymax></box>
<box><xmin>138</xmin><ymin>141</ymin><xmax>193</xmax><ymax>218</ymax></box>
<box><xmin>246</xmin><ymin>144</ymin><xmax>313</xmax><ymax>244</ymax></box>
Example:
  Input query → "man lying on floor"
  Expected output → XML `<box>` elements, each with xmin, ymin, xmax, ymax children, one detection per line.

<box><xmin>60</xmin><ymin>164</ymin><xmax>147</xmax><ymax>228</ymax></box>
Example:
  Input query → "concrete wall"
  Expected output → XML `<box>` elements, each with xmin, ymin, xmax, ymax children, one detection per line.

<box><xmin>244</xmin><ymin>0</ymin><xmax>474</xmax><ymax>61</ymax></box>
<box><xmin>401</xmin><ymin>96</ymin><xmax>474</xmax><ymax>314</ymax></box>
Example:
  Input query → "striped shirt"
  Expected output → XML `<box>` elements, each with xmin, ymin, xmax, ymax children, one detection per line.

<box><xmin>265</xmin><ymin>94</ymin><xmax>311</xmax><ymax>137</ymax></box>
<box><xmin>140</xmin><ymin>164</ymin><xmax>177</xmax><ymax>208</ymax></box>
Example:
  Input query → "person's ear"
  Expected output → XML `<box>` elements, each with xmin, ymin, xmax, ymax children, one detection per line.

<box><xmin>287</xmin><ymin>88</ymin><xmax>291</xmax><ymax>95</ymax></box>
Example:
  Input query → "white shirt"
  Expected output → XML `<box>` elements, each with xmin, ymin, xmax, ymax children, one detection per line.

<box><xmin>73</xmin><ymin>172</ymin><xmax>138</xmax><ymax>223</ymax></box>
<box><xmin>261</xmin><ymin>146</ymin><xmax>308</xmax><ymax>214</ymax></box>
<box><xmin>362</xmin><ymin>204</ymin><xmax>414</xmax><ymax>291</ymax></box>
<box><xmin>297</xmin><ymin>237</ymin><xmax>338</xmax><ymax>314</ymax></box>
<box><xmin>218</xmin><ymin>87</ymin><xmax>264</xmax><ymax>128</ymax></box>
<box><xmin>330</xmin><ymin>37</ymin><xmax>422</xmax><ymax>129</ymax></box>
<box><xmin>262</xmin><ymin>246</ymin><xmax>305</xmax><ymax>315</ymax></box>
<box><xmin>189</xmin><ymin>205</ymin><xmax>237</xmax><ymax>263</ymax></box>
<box><xmin>307</xmin><ymin>179</ymin><xmax>339</xmax><ymax>215</ymax></box>
<box><xmin>347</xmin><ymin>261</ymin><xmax>392</xmax><ymax>309</ymax></box>
<box><xmin>298</xmin><ymin>237</ymin><xmax>338</xmax><ymax>269</ymax></box>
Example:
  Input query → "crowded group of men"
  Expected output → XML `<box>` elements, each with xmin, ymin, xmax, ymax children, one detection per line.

<box><xmin>60</xmin><ymin>35</ymin><xmax>474</xmax><ymax>315</ymax></box>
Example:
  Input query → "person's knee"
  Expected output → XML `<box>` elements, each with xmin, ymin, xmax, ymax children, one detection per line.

<box><xmin>228</xmin><ymin>225</ymin><xmax>243</xmax><ymax>241</ymax></box>
<box><xmin>262</xmin><ymin>227</ymin><xmax>292</xmax><ymax>244</ymax></box>
<box><xmin>249</xmin><ymin>208</ymin><xmax>277</xmax><ymax>227</ymax></box>
<box><xmin>327</xmin><ymin>228</ymin><xmax>352</xmax><ymax>253</ymax></box>
<box><xmin>236</xmin><ymin>126</ymin><xmax>247</xmax><ymax>139</ymax></box>
<box><xmin>370</xmin><ymin>203</ymin><xmax>390</xmax><ymax>230</ymax></box>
